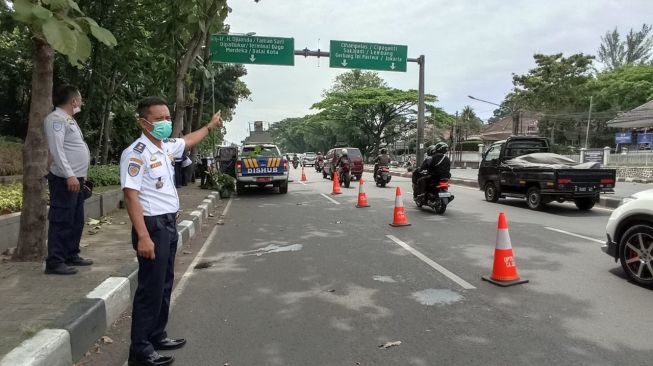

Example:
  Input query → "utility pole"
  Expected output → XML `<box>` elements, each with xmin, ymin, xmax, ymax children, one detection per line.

<box><xmin>512</xmin><ymin>110</ymin><xmax>520</xmax><ymax>136</ymax></box>
<box><xmin>211</xmin><ymin>77</ymin><xmax>216</xmax><ymax>157</ymax></box>
<box><xmin>415</xmin><ymin>55</ymin><xmax>425</xmax><ymax>167</ymax></box>
<box><xmin>585</xmin><ymin>96</ymin><xmax>593</xmax><ymax>149</ymax></box>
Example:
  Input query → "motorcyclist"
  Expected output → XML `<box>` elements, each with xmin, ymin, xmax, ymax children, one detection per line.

<box><xmin>373</xmin><ymin>148</ymin><xmax>391</xmax><ymax>178</ymax></box>
<box><xmin>415</xmin><ymin>142</ymin><xmax>451</xmax><ymax>198</ymax></box>
<box><xmin>335</xmin><ymin>148</ymin><xmax>350</xmax><ymax>169</ymax></box>
<box><xmin>315</xmin><ymin>151</ymin><xmax>324</xmax><ymax>171</ymax></box>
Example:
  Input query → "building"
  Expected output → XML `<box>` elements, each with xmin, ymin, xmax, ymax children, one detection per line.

<box><xmin>607</xmin><ymin>100</ymin><xmax>653</xmax><ymax>129</ymax></box>
<box><xmin>480</xmin><ymin>112</ymin><xmax>540</xmax><ymax>143</ymax></box>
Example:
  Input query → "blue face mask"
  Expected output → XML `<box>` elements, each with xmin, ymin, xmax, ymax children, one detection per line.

<box><xmin>145</xmin><ymin>119</ymin><xmax>172</xmax><ymax>140</ymax></box>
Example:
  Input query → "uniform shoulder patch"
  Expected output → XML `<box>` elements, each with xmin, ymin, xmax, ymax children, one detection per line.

<box><xmin>52</xmin><ymin>120</ymin><xmax>63</xmax><ymax>132</ymax></box>
<box><xmin>133</xmin><ymin>142</ymin><xmax>145</xmax><ymax>153</ymax></box>
<box><xmin>128</xmin><ymin>162</ymin><xmax>141</xmax><ymax>177</ymax></box>
<box><xmin>163</xmin><ymin>138</ymin><xmax>176</xmax><ymax>143</ymax></box>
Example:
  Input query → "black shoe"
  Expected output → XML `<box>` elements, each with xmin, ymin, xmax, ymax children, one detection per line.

<box><xmin>44</xmin><ymin>263</ymin><xmax>78</xmax><ymax>275</ymax></box>
<box><xmin>153</xmin><ymin>337</ymin><xmax>186</xmax><ymax>350</ymax></box>
<box><xmin>65</xmin><ymin>256</ymin><xmax>93</xmax><ymax>266</ymax></box>
<box><xmin>128</xmin><ymin>352</ymin><xmax>174</xmax><ymax>366</ymax></box>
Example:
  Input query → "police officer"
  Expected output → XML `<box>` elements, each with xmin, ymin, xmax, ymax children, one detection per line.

<box><xmin>44</xmin><ymin>85</ymin><xmax>93</xmax><ymax>275</ymax></box>
<box><xmin>120</xmin><ymin>97</ymin><xmax>222</xmax><ymax>366</ymax></box>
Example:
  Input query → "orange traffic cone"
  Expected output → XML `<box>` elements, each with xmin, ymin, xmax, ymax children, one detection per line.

<box><xmin>301</xmin><ymin>166</ymin><xmax>307</xmax><ymax>182</ymax></box>
<box><xmin>355</xmin><ymin>178</ymin><xmax>370</xmax><ymax>208</ymax></box>
<box><xmin>482</xmin><ymin>212</ymin><xmax>528</xmax><ymax>287</ymax></box>
<box><xmin>331</xmin><ymin>171</ymin><xmax>342</xmax><ymax>195</ymax></box>
<box><xmin>389</xmin><ymin>187</ymin><xmax>410</xmax><ymax>227</ymax></box>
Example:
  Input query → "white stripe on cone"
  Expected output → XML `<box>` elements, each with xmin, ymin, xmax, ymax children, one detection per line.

<box><xmin>495</xmin><ymin>228</ymin><xmax>512</xmax><ymax>250</ymax></box>
<box><xmin>395</xmin><ymin>193</ymin><xmax>404</xmax><ymax>207</ymax></box>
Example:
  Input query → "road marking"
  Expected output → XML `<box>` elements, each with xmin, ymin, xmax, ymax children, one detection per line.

<box><xmin>321</xmin><ymin>193</ymin><xmax>341</xmax><ymax>205</ymax></box>
<box><xmin>171</xmin><ymin>197</ymin><xmax>233</xmax><ymax>308</ymax></box>
<box><xmin>544</xmin><ymin>227</ymin><xmax>604</xmax><ymax>244</ymax></box>
<box><xmin>299</xmin><ymin>181</ymin><xmax>307</xmax><ymax>185</ymax></box>
<box><xmin>386</xmin><ymin>235</ymin><xmax>476</xmax><ymax>290</ymax></box>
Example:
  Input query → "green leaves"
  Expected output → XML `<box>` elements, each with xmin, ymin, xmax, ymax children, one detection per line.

<box><xmin>11</xmin><ymin>0</ymin><xmax>116</xmax><ymax>67</ymax></box>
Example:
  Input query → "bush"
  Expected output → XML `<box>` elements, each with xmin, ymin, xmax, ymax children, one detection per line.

<box><xmin>0</xmin><ymin>137</ymin><xmax>23</xmax><ymax>176</ymax></box>
<box><xmin>87</xmin><ymin>165</ymin><xmax>120</xmax><ymax>187</ymax></box>
<box><xmin>0</xmin><ymin>184</ymin><xmax>22</xmax><ymax>215</ymax></box>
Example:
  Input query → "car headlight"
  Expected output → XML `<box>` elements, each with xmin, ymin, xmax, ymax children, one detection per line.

<box><xmin>620</xmin><ymin>196</ymin><xmax>637</xmax><ymax>206</ymax></box>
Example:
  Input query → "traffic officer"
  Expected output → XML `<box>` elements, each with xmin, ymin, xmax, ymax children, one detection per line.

<box><xmin>44</xmin><ymin>85</ymin><xmax>93</xmax><ymax>275</ymax></box>
<box><xmin>120</xmin><ymin>97</ymin><xmax>221</xmax><ymax>366</ymax></box>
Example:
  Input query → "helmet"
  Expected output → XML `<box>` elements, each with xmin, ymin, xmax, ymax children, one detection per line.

<box><xmin>341</xmin><ymin>148</ymin><xmax>348</xmax><ymax>156</ymax></box>
<box><xmin>434</xmin><ymin>142</ymin><xmax>449</xmax><ymax>154</ymax></box>
<box><xmin>426</xmin><ymin>145</ymin><xmax>437</xmax><ymax>156</ymax></box>
<box><xmin>318</xmin><ymin>152</ymin><xmax>322</xmax><ymax>155</ymax></box>
<box><xmin>380</xmin><ymin>148</ymin><xmax>387</xmax><ymax>154</ymax></box>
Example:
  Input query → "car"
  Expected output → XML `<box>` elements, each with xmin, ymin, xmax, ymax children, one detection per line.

<box><xmin>604</xmin><ymin>189</ymin><xmax>653</xmax><ymax>286</ymax></box>
<box><xmin>323</xmin><ymin>147</ymin><xmax>364</xmax><ymax>181</ymax></box>
<box><xmin>302</xmin><ymin>152</ymin><xmax>316</xmax><ymax>167</ymax></box>
<box><xmin>389</xmin><ymin>160</ymin><xmax>400</xmax><ymax>167</ymax></box>
<box><xmin>235</xmin><ymin>144</ymin><xmax>289</xmax><ymax>194</ymax></box>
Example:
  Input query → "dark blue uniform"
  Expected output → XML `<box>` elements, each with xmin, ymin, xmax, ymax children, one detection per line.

<box><xmin>46</xmin><ymin>174</ymin><xmax>86</xmax><ymax>266</ymax></box>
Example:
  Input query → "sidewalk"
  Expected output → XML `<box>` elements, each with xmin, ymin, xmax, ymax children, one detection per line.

<box><xmin>0</xmin><ymin>183</ymin><xmax>222</xmax><ymax>364</ymax></box>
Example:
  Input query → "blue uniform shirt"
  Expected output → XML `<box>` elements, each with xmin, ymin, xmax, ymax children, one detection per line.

<box><xmin>120</xmin><ymin>134</ymin><xmax>186</xmax><ymax>216</ymax></box>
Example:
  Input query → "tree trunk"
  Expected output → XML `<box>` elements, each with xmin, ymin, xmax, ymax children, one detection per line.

<box><xmin>101</xmin><ymin>71</ymin><xmax>118</xmax><ymax>164</ymax></box>
<box><xmin>191</xmin><ymin>84</ymin><xmax>205</xmax><ymax>162</ymax></box>
<box><xmin>13</xmin><ymin>38</ymin><xmax>54</xmax><ymax>261</ymax></box>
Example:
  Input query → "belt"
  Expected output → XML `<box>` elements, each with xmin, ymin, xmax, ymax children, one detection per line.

<box><xmin>144</xmin><ymin>213</ymin><xmax>177</xmax><ymax>221</ymax></box>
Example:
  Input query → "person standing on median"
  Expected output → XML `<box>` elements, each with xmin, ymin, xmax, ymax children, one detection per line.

<box><xmin>44</xmin><ymin>85</ymin><xmax>93</xmax><ymax>275</ymax></box>
<box><xmin>120</xmin><ymin>97</ymin><xmax>222</xmax><ymax>366</ymax></box>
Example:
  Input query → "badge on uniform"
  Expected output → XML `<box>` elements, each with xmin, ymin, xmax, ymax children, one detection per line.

<box><xmin>156</xmin><ymin>177</ymin><xmax>163</xmax><ymax>189</ymax></box>
<box><xmin>53</xmin><ymin>121</ymin><xmax>63</xmax><ymax>132</ymax></box>
<box><xmin>134</xmin><ymin>142</ymin><xmax>145</xmax><ymax>153</ymax></box>
<box><xmin>150</xmin><ymin>155</ymin><xmax>157</xmax><ymax>161</ymax></box>
<box><xmin>150</xmin><ymin>161</ymin><xmax>162</xmax><ymax>169</ymax></box>
<box><xmin>128</xmin><ymin>163</ymin><xmax>141</xmax><ymax>177</ymax></box>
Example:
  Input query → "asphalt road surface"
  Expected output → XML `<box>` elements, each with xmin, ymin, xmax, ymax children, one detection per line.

<box><xmin>116</xmin><ymin>168</ymin><xmax>651</xmax><ymax>366</ymax></box>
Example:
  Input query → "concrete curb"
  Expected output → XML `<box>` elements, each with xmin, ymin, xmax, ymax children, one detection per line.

<box><xmin>363</xmin><ymin>168</ymin><xmax>621</xmax><ymax>210</ymax></box>
<box><xmin>0</xmin><ymin>192</ymin><xmax>221</xmax><ymax>366</ymax></box>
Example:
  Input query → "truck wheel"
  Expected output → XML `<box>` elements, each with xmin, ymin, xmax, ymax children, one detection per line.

<box><xmin>619</xmin><ymin>225</ymin><xmax>653</xmax><ymax>286</ymax></box>
<box><xmin>575</xmin><ymin>197</ymin><xmax>596</xmax><ymax>211</ymax></box>
<box><xmin>484</xmin><ymin>182</ymin><xmax>500</xmax><ymax>203</ymax></box>
<box><xmin>526</xmin><ymin>187</ymin><xmax>545</xmax><ymax>210</ymax></box>
<box><xmin>279</xmin><ymin>182</ymin><xmax>288</xmax><ymax>194</ymax></box>
<box><xmin>236</xmin><ymin>182</ymin><xmax>245</xmax><ymax>194</ymax></box>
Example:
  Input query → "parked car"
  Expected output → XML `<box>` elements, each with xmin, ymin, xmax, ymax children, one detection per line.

<box><xmin>236</xmin><ymin>144</ymin><xmax>288</xmax><ymax>194</ymax></box>
<box><xmin>302</xmin><ymin>152</ymin><xmax>316</xmax><ymax>167</ymax></box>
<box><xmin>603</xmin><ymin>189</ymin><xmax>653</xmax><ymax>286</ymax></box>
<box><xmin>478</xmin><ymin>136</ymin><xmax>616</xmax><ymax>211</ymax></box>
<box><xmin>323</xmin><ymin>147</ymin><xmax>364</xmax><ymax>181</ymax></box>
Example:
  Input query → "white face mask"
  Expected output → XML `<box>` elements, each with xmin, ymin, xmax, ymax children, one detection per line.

<box><xmin>73</xmin><ymin>106</ymin><xmax>82</xmax><ymax>114</ymax></box>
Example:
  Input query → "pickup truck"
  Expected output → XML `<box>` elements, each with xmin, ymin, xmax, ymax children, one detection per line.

<box><xmin>478</xmin><ymin>137</ymin><xmax>616</xmax><ymax>211</ymax></box>
<box><xmin>236</xmin><ymin>144</ymin><xmax>289</xmax><ymax>194</ymax></box>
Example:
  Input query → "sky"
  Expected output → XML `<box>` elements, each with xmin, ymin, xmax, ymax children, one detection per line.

<box><xmin>222</xmin><ymin>0</ymin><xmax>653</xmax><ymax>145</ymax></box>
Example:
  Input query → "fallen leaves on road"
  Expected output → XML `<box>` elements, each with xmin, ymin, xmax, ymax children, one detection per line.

<box><xmin>209</xmin><ymin>213</ymin><xmax>215</xmax><ymax>217</ymax></box>
<box><xmin>182</xmin><ymin>250</ymin><xmax>193</xmax><ymax>255</ymax></box>
<box><xmin>216</xmin><ymin>220</ymin><xmax>225</xmax><ymax>225</ymax></box>
<box><xmin>100</xmin><ymin>336</ymin><xmax>114</xmax><ymax>344</ymax></box>
<box><xmin>379</xmin><ymin>341</ymin><xmax>402</xmax><ymax>349</ymax></box>
<box><xmin>87</xmin><ymin>218</ymin><xmax>100</xmax><ymax>226</ymax></box>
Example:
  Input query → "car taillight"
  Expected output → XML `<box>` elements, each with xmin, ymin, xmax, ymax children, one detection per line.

<box><xmin>236</xmin><ymin>161</ymin><xmax>242</xmax><ymax>176</ymax></box>
<box><xmin>600</xmin><ymin>178</ymin><xmax>615</xmax><ymax>185</ymax></box>
<box><xmin>558</xmin><ymin>178</ymin><xmax>572</xmax><ymax>184</ymax></box>
<box><xmin>284</xmin><ymin>159</ymin><xmax>288</xmax><ymax>171</ymax></box>
<box><xmin>438</xmin><ymin>182</ymin><xmax>449</xmax><ymax>189</ymax></box>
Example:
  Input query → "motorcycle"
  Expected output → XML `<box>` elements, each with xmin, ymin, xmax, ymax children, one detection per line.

<box><xmin>315</xmin><ymin>159</ymin><xmax>324</xmax><ymax>173</ymax></box>
<box><xmin>374</xmin><ymin>165</ymin><xmax>391</xmax><ymax>187</ymax></box>
<box><xmin>292</xmin><ymin>160</ymin><xmax>299</xmax><ymax>169</ymax></box>
<box><xmin>412</xmin><ymin>172</ymin><xmax>454</xmax><ymax>214</ymax></box>
<box><xmin>338</xmin><ymin>163</ymin><xmax>351</xmax><ymax>188</ymax></box>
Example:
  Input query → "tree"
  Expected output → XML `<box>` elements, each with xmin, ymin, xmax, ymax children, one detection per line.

<box><xmin>170</xmin><ymin>0</ymin><xmax>229</xmax><ymax>137</ymax></box>
<box><xmin>598</xmin><ymin>24</ymin><xmax>653</xmax><ymax>70</ymax></box>
<box><xmin>459</xmin><ymin>105</ymin><xmax>483</xmax><ymax>139</ymax></box>
<box><xmin>327</xmin><ymin>70</ymin><xmax>387</xmax><ymax>94</ymax></box>
<box><xmin>10</xmin><ymin>0</ymin><xmax>116</xmax><ymax>261</ymax></box>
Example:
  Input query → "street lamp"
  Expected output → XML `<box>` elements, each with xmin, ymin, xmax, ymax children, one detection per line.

<box><xmin>468</xmin><ymin>95</ymin><xmax>520</xmax><ymax>136</ymax></box>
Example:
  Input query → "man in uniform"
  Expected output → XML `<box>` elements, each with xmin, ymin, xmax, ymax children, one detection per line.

<box><xmin>44</xmin><ymin>85</ymin><xmax>93</xmax><ymax>275</ymax></box>
<box><xmin>120</xmin><ymin>97</ymin><xmax>222</xmax><ymax>366</ymax></box>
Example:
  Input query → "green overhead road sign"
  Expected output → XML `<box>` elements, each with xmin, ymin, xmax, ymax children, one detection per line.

<box><xmin>210</xmin><ymin>34</ymin><xmax>294</xmax><ymax>66</ymax></box>
<box><xmin>329</xmin><ymin>40</ymin><xmax>408</xmax><ymax>72</ymax></box>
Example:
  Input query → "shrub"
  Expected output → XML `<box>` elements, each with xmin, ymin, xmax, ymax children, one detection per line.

<box><xmin>0</xmin><ymin>137</ymin><xmax>23</xmax><ymax>176</ymax></box>
<box><xmin>87</xmin><ymin>165</ymin><xmax>120</xmax><ymax>187</ymax></box>
<box><xmin>0</xmin><ymin>184</ymin><xmax>22</xmax><ymax>215</ymax></box>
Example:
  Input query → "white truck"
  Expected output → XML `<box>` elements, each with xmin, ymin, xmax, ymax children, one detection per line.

<box><xmin>236</xmin><ymin>143</ymin><xmax>289</xmax><ymax>194</ymax></box>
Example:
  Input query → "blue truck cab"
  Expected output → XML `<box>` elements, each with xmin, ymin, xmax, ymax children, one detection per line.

<box><xmin>236</xmin><ymin>144</ymin><xmax>289</xmax><ymax>194</ymax></box>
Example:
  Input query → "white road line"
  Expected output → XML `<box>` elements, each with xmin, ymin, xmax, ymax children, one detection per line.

<box><xmin>298</xmin><ymin>180</ymin><xmax>307</xmax><ymax>185</ymax></box>
<box><xmin>171</xmin><ymin>197</ymin><xmax>233</xmax><ymax>308</ymax></box>
<box><xmin>386</xmin><ymin>235</ymin><xmax>476</xmax><ymax>290</ymax></box>
<box><xmin>321</xmin><ymin>193</ymin><xmax>341</xmax><ymax>205</ymax></box>
<box><xmin>544</xmin><ymin>227</ymin><xmax>604</xmax><ymax>244</ymax></box>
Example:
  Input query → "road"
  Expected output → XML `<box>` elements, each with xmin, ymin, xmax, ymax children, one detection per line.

<box><xmin>154</xmin><ymin>168</ymin><xmax>652</xmax><ymax>366</ymax></box>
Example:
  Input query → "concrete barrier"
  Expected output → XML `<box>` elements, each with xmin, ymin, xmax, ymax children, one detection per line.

<box><xmin>83</xmin><ymin>195</ymin><xmax>102</xmax><ymax>220</ymax></box>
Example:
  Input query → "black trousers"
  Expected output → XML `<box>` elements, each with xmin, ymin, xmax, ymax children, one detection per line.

<box><xmin>130</xmin><ymin>214</ymin><xmax>178</xmax><ymax>358</ymax></box>
<box><xmin>46</xmin><ymin>173</ymin><xmax>85</xmax><ymax>267</ymax></box>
